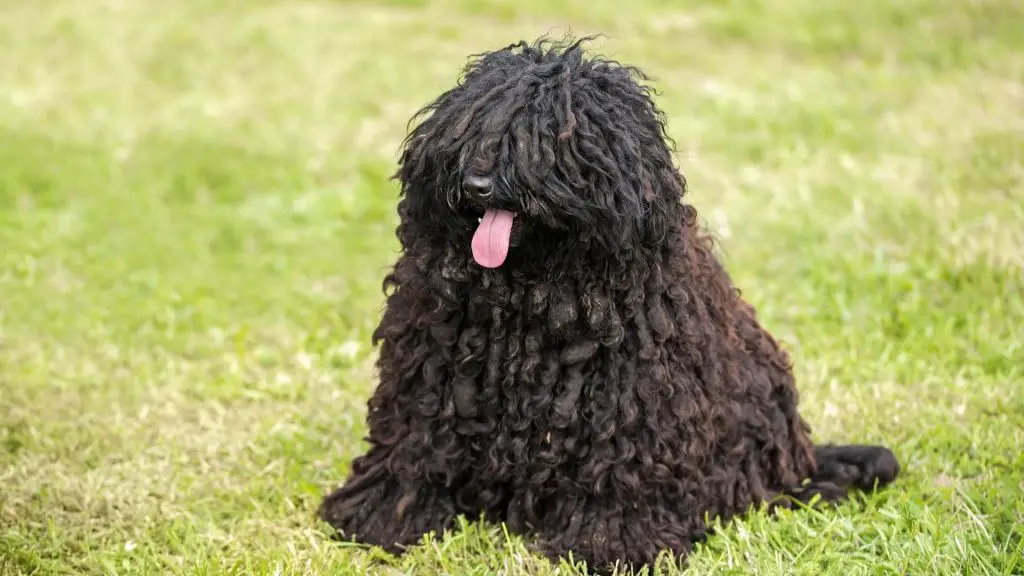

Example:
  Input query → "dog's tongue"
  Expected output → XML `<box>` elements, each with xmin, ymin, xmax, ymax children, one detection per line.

<box><xmin>471</xmin><ymin>209</ymin><xmax>516</xmax><ymax>268</ymax></box>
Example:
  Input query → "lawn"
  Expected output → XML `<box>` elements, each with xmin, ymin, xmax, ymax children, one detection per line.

<box><xmin>1</xmin><ymin>0</ymin><xmax>1022</xmax><ymax>574</ymax></box>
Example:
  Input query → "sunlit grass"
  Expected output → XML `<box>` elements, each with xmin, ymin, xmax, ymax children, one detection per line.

<box><xmin>1</xmin><ymin>1</ymin><xmax>1022</xmax><ymax>574</ymax></box>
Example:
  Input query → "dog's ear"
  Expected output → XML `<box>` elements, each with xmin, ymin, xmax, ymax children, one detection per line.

<box><xmin>640</xmin><ymin>180</ymin><xmax>669</xmax><ymax>247</ymax></box>
<box><xmin>632</xmin><ymin>164</ymin><xmax>678</xmax><ymax>245</ymax></box>
<box><xmin>575</xmin><ymin>161</ymin><xmax>676</xmax><ymax>254</ymax></box>
<box><xmin>642</xmin><ymin>182</ymin><xmax>656</xmax><ymax>203</ymax></box>
<box><xmin>636</xmin><ymin>174</ymin><xmax>673</xmax><ymax>248</ymax></box>
<box><xmin>582</xmin><ymin>177</ymin><xmax>668</xmax><ymax>255</ymax></box>
<box><xmin>619</xmin><ymin>163</ymin><xmax>682</xmax><ymax>250</ymax></box>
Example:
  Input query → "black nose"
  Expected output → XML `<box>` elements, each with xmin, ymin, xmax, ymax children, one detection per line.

<box><xmin>462</xmin><ymin>175</ymin><xmax>493</xmax><ymax>201</ymax></box>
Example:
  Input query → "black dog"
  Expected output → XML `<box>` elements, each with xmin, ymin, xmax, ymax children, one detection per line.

<box><xmin>319</xmin><ymin>37</ymin><xmax>900</xmax><ymax>573</ymax></box>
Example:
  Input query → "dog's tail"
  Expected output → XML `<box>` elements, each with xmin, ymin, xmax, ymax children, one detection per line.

<box><xmin>776</xmin><ymin>444</ymin><xmax>900</xmax><ymax>508</ymax></box>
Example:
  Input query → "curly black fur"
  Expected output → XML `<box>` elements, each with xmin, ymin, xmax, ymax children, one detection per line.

<box><xmin>318</xmin><ymin>37</ymin><xmax>900</xmax><ymax>574</ymax></box>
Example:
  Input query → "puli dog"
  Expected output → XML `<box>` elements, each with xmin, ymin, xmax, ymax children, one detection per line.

<box><xmin>318</xmin><ymin>37</ymin><xmax>900</xmax><ymax>573</ymax></box>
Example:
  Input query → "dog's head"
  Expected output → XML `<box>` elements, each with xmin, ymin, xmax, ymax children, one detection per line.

<box><xmin>394</xmin><ymin>37</ymin><xmax>686</xmax><ymax>270</ymax></box>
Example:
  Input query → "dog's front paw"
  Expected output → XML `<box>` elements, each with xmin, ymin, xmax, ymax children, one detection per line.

<box><xmin>536</xmin><ymin>498</ymin><xmax>698</xmax><ymax>575</ymax></box>
<box><xmin>319</xmin><ymin>454</ymin><xmax>460</xmax><ymax>553</ymax></box>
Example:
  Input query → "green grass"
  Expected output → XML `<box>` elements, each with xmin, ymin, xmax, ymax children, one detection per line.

<box><xmin>1</xmin><ymin>0</ymin><xmax>1022</xmax><ymax>574</ymax></box>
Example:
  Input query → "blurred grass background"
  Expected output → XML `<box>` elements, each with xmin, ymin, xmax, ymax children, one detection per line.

<box><xmin>0</xmin><ymin>0</ymin><xmax>1022</xmax><ymax>574</ymax></box>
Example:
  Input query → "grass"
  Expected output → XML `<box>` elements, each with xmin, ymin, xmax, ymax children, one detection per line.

<box><xmin>1</xmin><ymin>0</ymin><xmax>1022</xmax><ymax>574</ymax></box>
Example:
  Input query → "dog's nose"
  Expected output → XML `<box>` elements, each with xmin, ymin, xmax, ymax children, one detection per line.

<box><xmin>462</xmin><ymin>175</ymin><xmax>493</xmax><ymax>201</ymax></box>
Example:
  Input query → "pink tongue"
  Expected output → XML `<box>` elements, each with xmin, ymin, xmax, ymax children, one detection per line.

<box><xmin>471</xmin><ymin>209</ymin><xmax>516</xmax><ymax>268</ymax></box>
